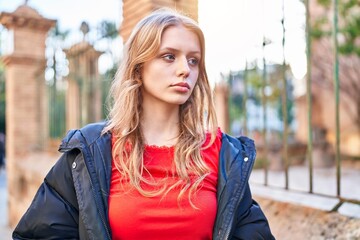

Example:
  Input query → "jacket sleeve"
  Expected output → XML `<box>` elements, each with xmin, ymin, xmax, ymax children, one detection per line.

<box><xmin>233</xmin><ymin>184</ymin><xmax>275</xmax><ymax>240</ymax></box>
<box><xmin>12</xmin><ymin>150</ymin><xmax>80</xmax><ymax>240</ymax></box>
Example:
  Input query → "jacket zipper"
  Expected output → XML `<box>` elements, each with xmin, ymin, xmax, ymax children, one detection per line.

<box><xmin>69</xmin><ymin>147</ymin><xmax>112</xmax><ymax>240</ymax></box>
<box><xmin>60</xmin><ymin>128</ymin><xmax>112</xmax><ymax>239</ymax></box>
<box><xmin>219</xmin><ymin>152</ymin><xmax>254</xmax><ymax>240</ymax></box>
<box><xmin>82</xmin><ymin>151</ymin><xmax>112</xmax><ymax>240</ymax></box>
<box><xmin>87</xmin><ymin>172</ymin><xmax>112</xmax><ymax>240</ymax></box>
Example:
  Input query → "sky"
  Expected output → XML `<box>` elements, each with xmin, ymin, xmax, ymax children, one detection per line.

<box><xmin>0</xmin><ymin>0</ymin><xmax>307</xmax><ymax>83</ymax></box>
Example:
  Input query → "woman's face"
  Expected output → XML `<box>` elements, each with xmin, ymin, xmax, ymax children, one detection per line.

<box><xmin>141</xmin><ymin>25</ymin><xmax>201</xmax><ymax>108</ymax></box>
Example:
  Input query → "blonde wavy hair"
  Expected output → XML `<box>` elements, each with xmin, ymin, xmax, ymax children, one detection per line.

<box><xmin>103</xmin><ymin>8</ymin><xmax>218</xmax><ymax>205</ymax></box>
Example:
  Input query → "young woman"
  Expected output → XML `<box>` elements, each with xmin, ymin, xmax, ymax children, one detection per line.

<box><xmin>13</xmin><ymin>8</ymin><xmax>275</xmax><ymax>240</ymax></box>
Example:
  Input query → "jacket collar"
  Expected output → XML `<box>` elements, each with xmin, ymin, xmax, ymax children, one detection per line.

<box><xmin>58</xmin><ymin>123</ymin><xmax>256</xmax><ymax>200</ymax></box>
<box><xmin>217</xmin><ymin>133</ymin><xmax>256</xmax><ymax>184</ymax></box>
<box><xmin>214</xmin><ymin>133</ymin><xmax>256</xmax><ymax>239</ymax></box>
<box><xmin>58</xmin><ymin>122</ymin><xmax>108</xmax><ymax>152</ymax></box>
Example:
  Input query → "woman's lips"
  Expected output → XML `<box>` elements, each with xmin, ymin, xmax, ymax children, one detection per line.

<box><xmin>171</xmin><ymin>82</ymin><xmax>190</xmax><ymax>89</ymax></box>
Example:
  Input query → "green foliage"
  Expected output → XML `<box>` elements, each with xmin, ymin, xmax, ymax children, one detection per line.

<box><xmin>49</xmin><ymin>22</ymin><xmax>70</xmax><ymax>40</ymax></box>
<box><xmin>99</xmin><ymin>21</ymin><xmax>118</xmax><ymax>39</ymax></box>
<box><xmin>277</xmin><ymin>95</ymin><xmax>294</xmax><ymax>125</ymax></box>
<box><xmin>48</xmin><ymin>87</ymin><xmax>66</xmax><ymax>138</ymax></box>
<box><xmin>101</xmin><ymin>65</ymin><xmax>117</xmax><ymax>119</ymax></box>
<box><xmin>226</xmin><ymin>68</ymin><xmax>263</xmax><ymax>133</ymax></box>
<box><xmin>312</xmin><ymin>17</ymin><xmax>331</xmax><ymax>38</ymax></box>
<box><xmin>340</xmin><ymin>14</ymin><xmax>360</xmax><ymax>55</ymax></box>
<box><xmin>314</xmin><ymin>0</ymin><xmax>360</xmax><ymax>56</ymax></box>
<box><xmin>47</xmin><ymin>23</ymin><xmax>70</xmax><ymax>138</ymax></box>
<box><xmin>246</xmin><ymin>67</ymin><xmax>263</xmax><ymax>106</ymax></box>
<box><xmin>317</xmin><ymin>0</ymin><xmax>331</xmax><ymax>8</ymax></box>
<box><xmin>228</xmin><ymin>93</ymin><xmax>244</xmax><ymax>125</ymax></box>
<box><xmin>225</xmin><ymin>63</ymin><xmax>294</xmax><ymax>135</ymax></box>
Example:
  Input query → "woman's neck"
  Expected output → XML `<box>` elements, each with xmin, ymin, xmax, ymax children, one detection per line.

<box><xmin>141</xmin><ymin>103</ymin><xmax>180</xmax><ymax>147</ymax></box>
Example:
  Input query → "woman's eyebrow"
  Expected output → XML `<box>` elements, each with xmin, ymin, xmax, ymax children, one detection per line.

<box><xmin>159</xmin><ymin>47</ymin><xmax>201</xmax><ymax>55</ymax></box>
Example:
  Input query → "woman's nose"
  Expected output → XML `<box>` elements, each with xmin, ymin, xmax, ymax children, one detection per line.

<box><xmin>176</xmin><ymin>57</ymin><xmax>190</xmax><ymax>78</ymax></box>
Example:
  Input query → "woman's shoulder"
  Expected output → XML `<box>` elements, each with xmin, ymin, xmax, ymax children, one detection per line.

<box><xmin>59</xmin><ymin>121</ymin><xmax>109</xmax><ymax>151</ymax></box>
<box><xmin>220</xmin><ymin>132</ymin><xmax>256</xmax><ymax>157</ymax></box>
<box><xmin>79</xmin><ymin>121</ymin><xmax>108</xmax><ymax>139</ymax></box>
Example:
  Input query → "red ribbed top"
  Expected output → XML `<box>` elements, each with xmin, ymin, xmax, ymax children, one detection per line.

<box><xmin>109</xmin><ymin>129</ymin><xmax>222</xmax><ymax>240</ymax></box>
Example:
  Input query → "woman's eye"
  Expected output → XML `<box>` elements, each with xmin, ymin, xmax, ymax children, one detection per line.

<box><xmin>162</xmin><ymin>54</ymin><xmax>175</xmax><ymax>61</ymax></box>
<box><xmin>188</xmin><ymin>58</ymin><xmax>199</xmax><ymax>66</ymax></box>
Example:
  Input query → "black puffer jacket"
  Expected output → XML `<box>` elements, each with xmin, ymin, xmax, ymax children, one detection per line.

<box><xmin>13</xmin><ymin>122</ymin><xmax>275</xmax><ymax>240</ymax></box>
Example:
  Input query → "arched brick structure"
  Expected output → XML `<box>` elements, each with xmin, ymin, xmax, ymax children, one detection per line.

<box><xmin>0</xmin><ymin>4</ymin><xmax>56</xmax><ymax>227</ymax></box>
<box><xmin>120</xmin><ymin>0</ymin><xmax>198</xmax><ymax>43</ymax></box>
<box><xmin>65</xmin><ymin>41</ymin><xmax>103</xmax><ymax>130</ymax></box>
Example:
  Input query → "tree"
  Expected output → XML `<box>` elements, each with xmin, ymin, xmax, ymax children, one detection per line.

<box><xmin>101</xmin><ymin>65</ymin><xmax>117</xmax><ymax>119</ymax></box>
<box><xmin>312</xmin><ymin>0</ymin><xmax>360</xmax><ymax>56</ymax></box>
<box><xmin>47</xmin><ymin>23</ymin><xmax>69</xmax><ymax>138</ymax></box>
<box><xmin>224</xmin><ymin>63</ymin><xmax>295</xmax><ymax>135</ymax></box>
<box><xmin>98</xmin><ymin>20</ymin><xmax>120</xmax><ymax>119</ymax></box>
<box><xmin>311</xmin><ymin>0</ymin><xmax>360</xmax><ymax>144</ymax></box>
<box><xmin>99</xmin><ymin>20</ymin><xmax>118</xmax><ymax>39</ymax></box>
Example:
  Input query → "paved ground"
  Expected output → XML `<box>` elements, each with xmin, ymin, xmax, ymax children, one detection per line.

<box><xmin>250</xmin><ymin>165</ymin><xmax>360</xmax><ymax>200</ymax></box>
<box><xmin>250</xmin><ymin>164</ymin><xmax>360</xmax><ymax>218</ymax></box>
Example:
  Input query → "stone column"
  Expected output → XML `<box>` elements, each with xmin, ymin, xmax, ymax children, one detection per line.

<box><xmin>0</xmin><ymin>5</ymin><xmax>56</xmax><ymax>155</ymax></box>
<box><xmin>65</xmin><ymin>41</ymin><xmax>103</xmax><ymax>130</ymax></box>
<box><xmin>0</xmin><ymin>4</ymin><xmax>56</xmax><ymax>226</ymax></box>
<box><xmin>120</xmin><ymin>0</ymin><xmax>198</xmax><ymax>43</ymax></box>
